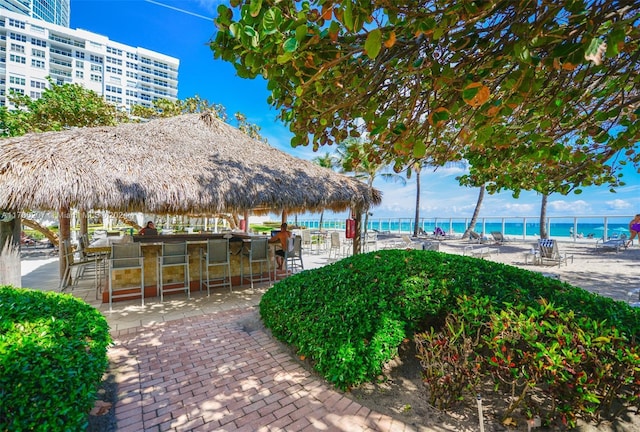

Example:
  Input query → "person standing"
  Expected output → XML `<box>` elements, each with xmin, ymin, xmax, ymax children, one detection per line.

<box><xmin>627</xmin><ymin>214</ymin><xmax>640</xmax><ymax>247</ymax></box>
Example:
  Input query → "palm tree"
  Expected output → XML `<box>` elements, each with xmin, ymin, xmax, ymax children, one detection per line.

<box><xmin>311</xmin><ymin>152</ymin><xmax>336</xmax><ymax>230</ymax></box>
<box><xmin>462</xmin><ymin>184</ymin><xmax>485</xmax><ymax>239</ymax></box>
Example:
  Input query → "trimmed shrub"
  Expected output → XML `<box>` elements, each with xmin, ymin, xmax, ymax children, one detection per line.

<box><xmin>259</xmin><ymin>249</ymin><xmax>640</xmax><ymax>426</ymax></box>
<box><xmin>0</xmin><ymin>286</ymin><xmax>111</xmax><ymax>431</ymax></box>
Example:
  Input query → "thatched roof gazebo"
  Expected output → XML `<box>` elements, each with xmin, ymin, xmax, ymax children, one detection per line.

<box><xmin>0</xmin><ymin>112</ymin><xmax>381</xmax><ymax>215</ymax></box>
<box><xmin>0</xmin><ymin>112</ymin><xmax>382</xmax><ymax>283</ymax></box>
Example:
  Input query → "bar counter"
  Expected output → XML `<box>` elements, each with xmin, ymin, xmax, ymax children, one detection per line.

<box><xmin>92</xmin><ymin>232</ymin><xmax>271</xmax><ymax>303</ymax></box>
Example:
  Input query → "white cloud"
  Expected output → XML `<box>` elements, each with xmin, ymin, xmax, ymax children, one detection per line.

<box><xmin>605</xmin><ymin>199</ymin><xmax>632</xmax><ymax>211</ymax></box>
<box><xmin>547</xmin><ymin>199</ymin><xmax>591</xmax><ymax>214</ymax></box>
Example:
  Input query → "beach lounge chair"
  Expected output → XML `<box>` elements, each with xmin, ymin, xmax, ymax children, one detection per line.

<box><xmin>464</xmin><ymin>246</ymin><xmax>499</xmax><ymax>259</ymax></box>
<box><xmin>468</xmin><ymin>231</ymin><xmax>486</xmax><ymax>244</ymax></box>
<box><xmin>401</xmin><ymin>234</ymin><xmax>420</xmax><ymax>249</ymax></box>
<box><xmin>595</xmin><ymin>237</ymin><xmax>627</xmax><ymax>253</ymax></box>
<box><xmin>537</xmin><ymin>239</ymin><xmax>573</xmax><ymax>267</ymax></box>
<box><xmin>490</xmin><ymin>231</ymin><xmax>509</xmax><ymax>245</ymax></box>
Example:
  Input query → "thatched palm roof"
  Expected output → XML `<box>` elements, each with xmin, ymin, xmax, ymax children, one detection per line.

<box><xmin>0</xmin><ymin>113</ymin><xmax>381</xmax><ymax>215</ymax></box>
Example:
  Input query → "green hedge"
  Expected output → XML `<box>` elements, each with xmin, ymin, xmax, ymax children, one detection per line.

<box><xmin>0</xmin><ymin>286</ymin><xmax>111</xmax><ymax>431</ymax></box>
<box><xmin>259</xmin><ymin>249</ymin><xmax>640</xmax><ymax>425</ymax></box>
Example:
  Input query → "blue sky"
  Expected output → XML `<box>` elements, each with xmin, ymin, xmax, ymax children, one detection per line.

<box><xmin>70</xmin><ymin>0</ymin><xmax>639</xmax><ymax>220</ymax></box>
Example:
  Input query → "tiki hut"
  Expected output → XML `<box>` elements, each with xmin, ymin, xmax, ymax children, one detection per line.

<box><xmin>0</xmin><ymin>113</ymin><xmax>381</xmax><ymax>282</ymax></box>
<box><xmin>0</xmin><ymin>112</ymin><xmax>381</xmax><ymax>215</ymax></box>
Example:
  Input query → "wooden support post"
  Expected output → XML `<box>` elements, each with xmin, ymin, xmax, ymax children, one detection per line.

<box><xmin>59</xmin><ymin>206</ymin><xmax>71</xmax><ymax>281</ymax></box>
<box><xmin>79</xmin><ymin>209</ymin><xmax>88</xmax><ymax>238</ymax></box>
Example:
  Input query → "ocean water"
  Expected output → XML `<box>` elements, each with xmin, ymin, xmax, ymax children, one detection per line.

<box><xmin>296</xmin><ymin>217</ymin><xmax>632</xmax><ymax>239</ymax></box>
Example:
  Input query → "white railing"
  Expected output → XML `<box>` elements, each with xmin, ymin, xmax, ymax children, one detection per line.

<box><xmin>293</xmin><ymin>215</ymin><xmax>635</xmax><ymax>241</ymax></box>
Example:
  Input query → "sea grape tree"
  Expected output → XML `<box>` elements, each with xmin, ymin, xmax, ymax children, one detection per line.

<box><xmin>211</xmin><ymin>0</ymin><xmax>639</xmax><ymax>194</ymax></box>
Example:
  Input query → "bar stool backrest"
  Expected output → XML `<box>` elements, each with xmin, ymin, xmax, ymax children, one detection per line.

<box><xmin>288</xmin><ymin>235</ymin><xmax>302</xmax><ymax>258</ymax></box>
<box><xmin>162</xmin><ymin>242</ymin><xmax>188</xmax><ymax>265</ymax></box>
<box><xmin>207</xmin><ymin>239</ymin><xmax>229</xmax><ymax>264</ymax></box>
<box><xmin>250</xmin><ymin>237</ymin><xmax>268</xmax><ymax>261</ymax></box>
<box><xmin>111</xmin><ymin>243</ymin><xmax>142</xmax><ymax>269</ymax></box>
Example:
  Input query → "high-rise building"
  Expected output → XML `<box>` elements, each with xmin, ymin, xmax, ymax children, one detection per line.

<box><xmin>0</xmin><ymin>0</ymin><xmax>70</xmax><ymax>27</ymax></box>
<box><xmin>0</xmin><ymin>9</ymin><xmax>179</xmax><ymax>109</ymax></box>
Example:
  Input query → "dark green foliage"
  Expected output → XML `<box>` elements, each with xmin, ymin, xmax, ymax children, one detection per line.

<box><xmin>0</xmin><ymin>286</ymin><xmax>111</xmax><ymax>431</ymax></box>
<box><xmin>259</xmin><ymin>250</ymin><xmax>640</xmax><ymax>425</ymax></box>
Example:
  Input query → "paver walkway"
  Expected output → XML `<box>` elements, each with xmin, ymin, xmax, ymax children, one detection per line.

<box><xmin>110</xmin><ymin>306</ymin><xmax>415</xmax><ymax>432</ymax></box>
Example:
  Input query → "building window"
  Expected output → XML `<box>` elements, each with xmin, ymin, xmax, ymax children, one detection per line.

<box><xmin>75</xmin><ymin>60</ymin><xmax>84</xmax><ymax>68</ymax></box>
<box><xmin>89</xmin><ymin>54</ymin><xmax>103</xmax><ymax>63</ymax></box>
<box><xmin>10</xmin><ymin>54</ymin><xmax>26</xmax><ymax>64</ymax></box>
<box><xmin>106</xmin><ymin>46</ymin><xmax>122</xmax><ymax>56</ymax></box>
<box><xmin>76</xmin><ymin>70</ymin><xmax>84</xmax><ymax>79</ymax></box>
<box><xmin>106</xmin><ymin>65</ymin><xmax>122</xmax><ymax>75</ymax></box>
<box><xmin>10</xmin><ymin>33</ymin><xmax>27</xmax><ymax>42</ymax></box>
<box><xmin>75</xmin><ymin>51</ymin><xmax>85</xmax><ymax>59</ymax></box>
<box><xmin>106</xmin><ymin>56</ymin><xmax>122</xmax><ymax>66</ymax></box>
<box><xmin>90</xmin><ymin>74</ymin><xmax>102</xmax><ymax>83</ymax></box>
<box><xmin>90</xmin><ymin>64</ymin><xmax>102</xmax><ymax>72</ymax></box>
<box><xmin>32</xmin><ymin>48</ymin><xmax>45</xmax><ymax>58</ymax></box>
<box><xmin>31</xmin><ymin>80</ymin><xmax>46</xmax><ymax>89</ymax></box>
<box><xmin>9</xmin><ymin>76</ymin><xmax>25</xmax><ymax>85</ymax></box>
<box><xmin>10</xmin><ymin>43</ymin><xmax>24</xmax><ymax>53</ymax></box>
<box><xmin>31</xmin><ymin>59</ymin><xmax>45</xmax><ymax>68</ymax></box>
<box><xmin>30</xmin><ymin>91</ymin><xmax>42</xmax><ymax>99</ymax></box>
<box><xmin>9</xmin><ymin>87</ymin><xmax>24</xmax><ymax>95</ymax></box>
<box><xmin>105</xmin><ymin>85</ymin><xmax>122</xmax><ymax>94</ymax></box>
<box><xmin>8</xmin><ymin>19</ymin><xmax>26</xmax><ymax>29</ymax></box>
<box><xmin>31</xmin><ymin>37</ymin><xmax>47</xmax><ymax>47</ymax></box>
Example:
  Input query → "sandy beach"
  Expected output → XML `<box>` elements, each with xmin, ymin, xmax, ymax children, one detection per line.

<box><xmin>397</xmin><ymin>235</ymin><xmax>640</xmax><ymax>305</ymax></box>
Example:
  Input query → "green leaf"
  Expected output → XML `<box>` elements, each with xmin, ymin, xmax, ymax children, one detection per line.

<box><xmin>243</xmin><ymin>25</ymin><xmax>257</xmax><ymax>38</ymax></box>
<box><xmin>365</xmin><ymin>29</ymin><xmax>382</xmax><ymax>59</ymax></box>
<box><xmin>343</xmin><ymin>0</ymin><xmax>353</xmax><ymax>31</ymax></box>
<box><xmin>462</xmin><ymin>85</ymin><xmax>479</xmax><ymax>102</ymax></box>
<box><xmin>295</xmin><ymin>24</ymin><xmax>308</xmax><ymax>42</ymax></box>
<box><xmin>276</xmin><ymin>52</ymin><xmax>293</xmax><ymax>64</ymax></box>
<box><xmin>606</xmin><ymin>28</ymin><xmax>625</xmax><ymax>57</ymax></box>
<box><xmin>413</xmin><ymin>139</ymin><xmax>426</xmax><ymax>158</ymax></box>
<box><xmin>262</xmin><ymin>8</ymin><xmax>282</xmax><ymax>35</ymax></box>
<box><xmin>476</xmin><ymin>125</ymin><xmax>494</xmax><ymax>143</ymax></box>
<box><xmin>283</xmin><ymin>37</ymin><xmax>299</xmax><ymax>53</ymax></box>
<box><xmin>249</xmin><ymin>0</ymin><xmax>262</xmax><ymax>18</ymax></box>
<box><xmin>514</xmin><ymin>42</ymin><xmax>531</xmax><ymax>63</ymax></box>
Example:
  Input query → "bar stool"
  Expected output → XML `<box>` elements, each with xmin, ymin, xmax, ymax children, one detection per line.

<box><xmin>240</xmin><ymin>237</ymin><xmax>271</xmax><ymax>289</ymax></box>
<box><xmin>59</xmin><ymin>239</ymin><xmax>101</xmax><ymax>291</ymax></box>
<box><xmin>158</xmin><ymin>242</ymin><xmax>190</xmax><ymax>302</ymax></box>
<box><xmin>285</xmin><ymin>235</ymin><xmax>304</xmax><ymax>275</ymax></box>
<box><xmin>201</xmin><ymin>238</ymin><xmax>232</xmax><ymax>295</ymax></box>
<box><xmin>108</xmin><ymin>243</ymin><xmax>144</xmax><ymax>311</ymax></box>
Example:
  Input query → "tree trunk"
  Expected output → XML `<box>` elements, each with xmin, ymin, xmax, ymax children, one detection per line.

<box><xmin>21</xmin><ymin>218</ymin><xmax>59</xmax><ymax>245</ymax></box>
<box><xmin>540</xmin><ymin>194</ymin><xmax>549</xmax><ymax>239</ymax></box>
<box><xmin>79</xmin><ymin>209</ymin><xmax>89</xmax><ymax>238</ymax></box>
<box><xmin>318</xmin><ymin>210</ymin><xmax>325</xmax><ymax>231</ymax></box>
<box><xmin>413</xmin><ymin>167</ymin><xmax>421</xmax><ymax>237</ymax></box>
<box><xmin>462</xmin><ymin>184</ymin><xmax>485</xmax><ymax>239</ymax></box>
<box><xmin>0</xmin><ymin>212</ymin><xmax>21</xmax><ymax>287</ymax></box>
<box><xmin>59</xmin><ymin>207</ymin><xmax>71</xmax><ymax>281</ymax></box>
